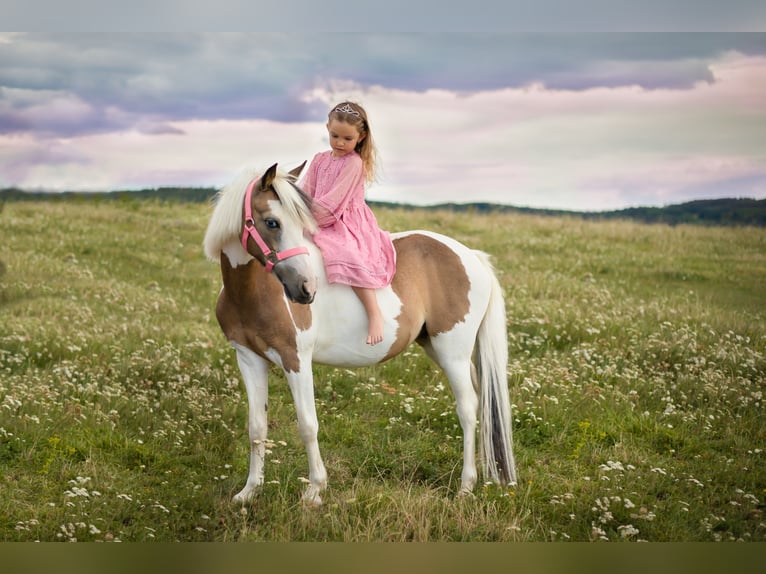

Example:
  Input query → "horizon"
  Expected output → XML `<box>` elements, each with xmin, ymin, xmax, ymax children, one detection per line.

<box><xmin>2</xmin><ymin>183</ymin><xmax>763</xmax><ymax>216</ymax></box>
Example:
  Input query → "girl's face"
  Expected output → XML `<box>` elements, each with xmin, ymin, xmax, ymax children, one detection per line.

<box><xmin>326</xmin><ymin>119</ymin><xmax>364</xmax><ymax>158</ymax></box>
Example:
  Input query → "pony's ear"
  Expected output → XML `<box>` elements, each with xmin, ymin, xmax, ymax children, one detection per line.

<box><xmin>260</xmin><ymin>163</ymin><xmax>279</xmax><ymax>190</ymax></box>
<box><xmin>288</xmin><ymin>160</ymin><xmax>307</xmax><ymax>181</ymax></box>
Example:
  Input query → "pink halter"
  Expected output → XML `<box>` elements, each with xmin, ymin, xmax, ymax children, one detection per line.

<box><xmin>241</xmin><ymin>176</ymin><xmax>309</xmax><ymax>273</ymax></box>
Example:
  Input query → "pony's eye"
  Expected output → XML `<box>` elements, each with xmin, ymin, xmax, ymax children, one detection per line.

<box><xmin>264</xmin><ymin>218</ymin><xmax>280</xmax><ymax>230</ymax></box>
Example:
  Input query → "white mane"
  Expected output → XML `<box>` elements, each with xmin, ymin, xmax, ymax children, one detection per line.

<box><xmin>203</xmin><ymin>167</ymin><xmax>317</xmax><ymax>262</ymax></box>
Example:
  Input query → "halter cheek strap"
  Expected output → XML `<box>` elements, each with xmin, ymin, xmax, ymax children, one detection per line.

<box><xmin>241</xmin><ymin>176</ymin><xmax>309</xmax><ymax>273</ymax></box>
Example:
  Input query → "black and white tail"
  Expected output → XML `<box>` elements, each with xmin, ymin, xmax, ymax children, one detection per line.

<box><xmin>474</xmin><ymin>251</ymin><xmax>517</xmax><ymax>485</ymax></box>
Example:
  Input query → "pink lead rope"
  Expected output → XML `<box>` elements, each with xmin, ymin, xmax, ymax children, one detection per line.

<box><xmin>241</xmin><ymin>176</ymin><xmax>309</xmax><ymax>273</ymax></box>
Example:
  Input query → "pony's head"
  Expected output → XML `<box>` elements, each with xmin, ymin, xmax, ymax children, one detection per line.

<box><xmin>204</xmin><ymin>162</ymin><xmax>318</xmax><ymax>304</ymax></box>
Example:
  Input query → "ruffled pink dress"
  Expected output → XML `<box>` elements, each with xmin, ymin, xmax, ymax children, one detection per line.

<box><xmin>300</xmin><ymin>150</ymin><xmax>396</xmax><ymax>289</ymax></box>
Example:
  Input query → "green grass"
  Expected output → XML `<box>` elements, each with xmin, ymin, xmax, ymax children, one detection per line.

<box><xmin>1</xmin><ymin>199</ymin><xmax>764</xmax><ymax>541</ymax></box>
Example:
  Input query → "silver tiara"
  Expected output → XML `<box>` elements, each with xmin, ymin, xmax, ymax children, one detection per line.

<box><xmin>333</xmin><ymin>103</ymin><xmax>360</xmax><ymax>117</ymax></box>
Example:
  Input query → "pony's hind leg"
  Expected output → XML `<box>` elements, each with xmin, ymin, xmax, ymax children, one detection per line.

<box><xmin>421</xmin><ymin>340</ymin><xmax>479</xmax><ymax>495</ymax></box>
<box><xmin>286</xmin><ymin>368</ymin><xmax>328</xmax><ymax>506</ymax></box>
<box><xmin>231</xmin><ymin>343</ymin><xmax>270</xmax><ymax>504</ymax></box>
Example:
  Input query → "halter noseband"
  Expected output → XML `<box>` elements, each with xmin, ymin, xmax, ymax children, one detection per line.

<box><xmin>241</xmin><ymin>176</ymin><xmax>309</xmax><ymax>273</ymax></box>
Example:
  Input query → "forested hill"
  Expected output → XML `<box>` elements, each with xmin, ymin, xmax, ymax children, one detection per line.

<box><xmin>391</xmin><ymin>197</ymin><xmax>766</xmax><ymax>227</ymax></box>
<box><xmin>595</xmin><ymin>198</ymin><xmax>766</xmax><ymax>226</ymax></box>
<box><xmin>0</xmin><ymin>186</ymin><xmax>216</xmax><ymax>204</ymax></box>
<box><xmin>1</xmin><ymin>187</ymin><xmax>764</xmax><ymax>227</ymax></box>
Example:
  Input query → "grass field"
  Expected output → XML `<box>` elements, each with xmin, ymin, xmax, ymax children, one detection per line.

<box><xmin>1</xmin><ymin>199</ymin><xmax>764</xmax><ymax>542</ymax></box>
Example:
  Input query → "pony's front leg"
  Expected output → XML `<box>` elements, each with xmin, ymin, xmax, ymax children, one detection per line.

<box><xmin>231</xmin><ymin>343</ymin><xmax>270</xmax><ymax>504</ymax></box>
<box><xmin>286</xmin><ymin>366</ymin><xmax>327</xmax><ymax>506</ymax></box>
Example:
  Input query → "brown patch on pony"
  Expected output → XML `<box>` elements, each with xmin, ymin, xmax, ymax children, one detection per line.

<box><xmin>384</xmin><ymin>234</ymin><xmax>472</xmax><ymax>360</ymax></box>
<box><xmin>288</xmin><ymin>298</ymin><xmax>312</xmax><ymax>331</ymax></box>
<box><xmin>216</xmin><ymin>253</ymin><xmax>311</xmax><ymax>373</ymax></box>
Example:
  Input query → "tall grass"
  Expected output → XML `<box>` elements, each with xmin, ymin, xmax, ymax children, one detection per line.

<box><xmin>1</xmin><ymin>200</ymin><xmax>764</xmax><ymax>541</ymax></box>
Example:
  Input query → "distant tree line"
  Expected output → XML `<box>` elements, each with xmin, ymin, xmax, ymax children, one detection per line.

<box><xmin>372</xmin><ymin>198</ymin><xmax>766</xmax><ymax>227</ymax></box>
<box><xmin>1</xmin><ymin>187</ymin><xmax>764</xmax><ymax>227</ymax></box>
<box><xmin>0</xmin><ymin>187</ymin><xmax>218</xmax><ymax>204</ymax></box>
<box><xmin>590</xmin><ymin>198</ymin><xmax>766</xmax><ymax>227</ymax></box>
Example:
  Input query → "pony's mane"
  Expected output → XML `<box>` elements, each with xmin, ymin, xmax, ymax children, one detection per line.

<box><xmin>203</xmin><ymin>167</ymin><xmax>316</xmax><ymax>261</ymax></box>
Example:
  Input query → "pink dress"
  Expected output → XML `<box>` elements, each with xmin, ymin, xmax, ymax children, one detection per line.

<box><xmin>300</xmin><ymin>150</ymin><xmax>396</xmax><ymax>289</ymax></box>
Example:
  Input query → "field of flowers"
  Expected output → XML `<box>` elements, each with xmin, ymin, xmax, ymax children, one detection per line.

<box><xmin>0</xmin><ymin>199</ymin><xmax>764</xmax><ymax>541</ymax></box>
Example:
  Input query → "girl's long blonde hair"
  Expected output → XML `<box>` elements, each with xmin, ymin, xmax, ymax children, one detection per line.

<box><xmin>328</xmin><ymin>101</ymin><xmax>378</xmax><ymax>185</ymax></box>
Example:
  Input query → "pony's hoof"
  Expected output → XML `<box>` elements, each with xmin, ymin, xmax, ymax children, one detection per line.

<box><xmin>233</xmin><ymin>485</ymin><xmax>259</xmax><ymax>505</ymax></box>
<box><xmin>301</xmin><ymin>486</ymin><xmax>323</xmax><ymax>507</ymax></box>
<box><xmin>456</xmin><ymin>487</ymin><xmax>476</xmax><ymax>499</ymax></box>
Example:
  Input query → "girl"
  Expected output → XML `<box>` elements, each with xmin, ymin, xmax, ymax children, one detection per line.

<box><xmin>300</xmin><ymin>101</ymin><xmax>396</xmax><ymax>346</ymax></box>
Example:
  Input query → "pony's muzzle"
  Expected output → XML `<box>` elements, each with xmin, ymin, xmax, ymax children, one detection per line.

<box><xmin>275</xmin><ymin>265</ymin><xmax>317</xmax><ymax>305</ymax></box>
<box><xmin>293</xmin><ymin>277</ymin><xmax>316</xmax><ymax>305</ymax></box>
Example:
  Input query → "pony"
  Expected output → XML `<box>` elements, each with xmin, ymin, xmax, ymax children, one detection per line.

<box><xmin>203</xmin><ymin>163</ymin><xmax>516</xmax><ymax>505</ymax></box>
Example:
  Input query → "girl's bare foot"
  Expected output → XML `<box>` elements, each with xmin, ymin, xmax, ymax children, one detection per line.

<box><xmin>352</xmin><ymin>286</ymin><xmax>385</xmax><ymax>346</ymax></box>
<box><xmin>366</xmin><ymin>311</ymin><xmax>384</xmax><ymax>345</ymax></box>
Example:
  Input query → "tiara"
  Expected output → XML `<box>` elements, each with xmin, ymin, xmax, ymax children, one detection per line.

<box><xmin>332</xmin><ymin>103</ymin><xmax>361</xmax><ymax>117</ymax></box>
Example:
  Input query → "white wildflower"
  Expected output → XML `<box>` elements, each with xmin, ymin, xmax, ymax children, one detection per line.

<box><xmin>618</xmin><ymin>524</ymin><xmax>640</xmax><ymax>538</ymax></box>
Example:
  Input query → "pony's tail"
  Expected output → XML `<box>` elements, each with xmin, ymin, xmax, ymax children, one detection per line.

<box><xmin>474</xmin><ymin>251</ymin><xmax>517</xmax><ymax>485</ymax></box>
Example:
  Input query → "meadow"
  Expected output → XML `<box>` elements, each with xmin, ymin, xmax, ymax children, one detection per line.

<box><xmin>0</xmin><ymin>198</ymin><xmax>764</xmax><ymax>542</ymax></box>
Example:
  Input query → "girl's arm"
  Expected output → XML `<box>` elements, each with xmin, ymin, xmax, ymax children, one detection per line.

<box><xmin>313</xmin><ymin>155</ymin><xmax>365</xmax><ymax>227</ymax></box>
<box><xmin>300</xmin><ymin>154</ymin><xmax>336</xmax><ymax>226</ymax></box>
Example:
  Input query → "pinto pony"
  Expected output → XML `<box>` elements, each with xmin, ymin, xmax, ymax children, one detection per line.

<box><xmin>203</xmin><ymin>163</ymin><xmax>516</xmax><ymax>505</ymax></box>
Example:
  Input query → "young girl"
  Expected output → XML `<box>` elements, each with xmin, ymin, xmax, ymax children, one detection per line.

<box><xmin>300</xmin><ymin>101</ymin><xmax>396</xmax><ymax>346</ymax></box>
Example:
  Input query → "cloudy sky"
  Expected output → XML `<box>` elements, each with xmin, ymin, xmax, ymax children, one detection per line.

<box><xmin>1</xmin><ymin>31</ymin><xmax>765</xmax><ymax>211</ymax></box>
